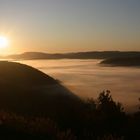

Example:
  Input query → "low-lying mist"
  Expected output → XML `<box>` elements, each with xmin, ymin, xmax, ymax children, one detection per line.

<box><xmin>17</xmin><ymin>59</ymin><xmax>140</xmax><ymax>113</ymax></box>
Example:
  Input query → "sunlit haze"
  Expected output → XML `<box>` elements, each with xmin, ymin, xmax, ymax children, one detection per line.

<box><xmin>0</xmin><ymin>36</ymin><xmax>9</xmax><ymax>49</ymax></box>
<box><xmin>0</xmin><ymin>1</ymin><xmax>140</xmax><ymax>138</ymax></box>
<box><xmin>0</xmin><ymin>0</ymin><xmax>140</xmax><ymax>55</ymax></box>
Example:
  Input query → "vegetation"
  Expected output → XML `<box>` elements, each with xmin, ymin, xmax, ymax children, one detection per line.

<box><xmin>0</xmin><ymin>61</ymin><xmax>139</xmax><ymax>139</ymax></box>
<box><xmin>0</xmin><ymin>90</ymin><xmax>139</xmax><ymax>140</ymax></box>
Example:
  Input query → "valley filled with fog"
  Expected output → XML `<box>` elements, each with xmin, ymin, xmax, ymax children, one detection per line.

<box><xmin>18</xmin><ymin>59</ymin><xmax>140</xmax><ymax>113</ymax></box>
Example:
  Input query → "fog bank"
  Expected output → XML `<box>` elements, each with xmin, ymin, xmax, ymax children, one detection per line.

<box><xmin>18</xmin><ymin>59</ymin><xmax>140</xmax><ymax>112</ymax></box>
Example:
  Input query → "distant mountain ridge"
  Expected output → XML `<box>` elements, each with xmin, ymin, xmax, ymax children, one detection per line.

<box><xmin>2</xmin><ymin>51</ymin><xmax>140</xmax><ymax>60</ymax></box>
<box><xmin>100</xmin><ymin>56</ymin><xmax>140</xmax><ymax>67</ymax></box>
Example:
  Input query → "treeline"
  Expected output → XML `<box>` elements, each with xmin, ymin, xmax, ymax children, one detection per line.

<box><xmin>0</xmin><ymin>90</ymin><xmax>140</xmax><ymax>140</ymax></box>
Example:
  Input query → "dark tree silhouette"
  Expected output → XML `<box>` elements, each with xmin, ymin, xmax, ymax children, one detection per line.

<box><xmin>97</xmin><ymin>90</ymin><xmax>124</xmax><ymax>114</ymax></box>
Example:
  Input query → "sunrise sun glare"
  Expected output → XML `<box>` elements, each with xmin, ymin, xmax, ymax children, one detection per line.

<box><xmin>0</xmin><ymin>36</ymin><xmax>9</xmax><ymax>48</ymax></box>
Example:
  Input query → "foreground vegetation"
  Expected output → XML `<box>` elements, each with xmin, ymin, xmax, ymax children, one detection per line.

<box><xmin>0</xmin><ymin>90</ymin><xmax>139</xmax><ymax>140</ymax></box>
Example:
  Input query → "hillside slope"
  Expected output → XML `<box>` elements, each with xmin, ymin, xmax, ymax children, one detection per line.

<box><xmin>0</xmin><ymin>61</ymin><xmax>83</xmax><ymax>127</ymax></box>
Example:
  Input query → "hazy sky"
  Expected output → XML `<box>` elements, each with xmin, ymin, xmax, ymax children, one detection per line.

<box><xmin>0</xmin><ymin>0</ymin><xmax>140</xmax><ymax>54</ymax></box>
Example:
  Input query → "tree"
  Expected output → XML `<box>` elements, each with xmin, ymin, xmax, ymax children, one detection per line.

<box><xmin>97</xmin><ymin>90</ymin><xmax>124</xmax><ymax>114</ymax></box>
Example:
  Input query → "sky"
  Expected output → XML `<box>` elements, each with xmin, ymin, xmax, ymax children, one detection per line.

<box><xmin>0</xmin><ymin>0</ymin><xmax>140</xmax><ymax>55</ymax></box>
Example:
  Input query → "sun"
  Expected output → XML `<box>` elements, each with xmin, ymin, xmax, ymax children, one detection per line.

<box><xmin>0</xmin><ymin>36</ymin><xmax>9</xmax><ymax>48</ymax></box>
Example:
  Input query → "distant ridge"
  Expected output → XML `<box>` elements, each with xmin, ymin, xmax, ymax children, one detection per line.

<box><xmin>2</xmin><ymin>51</ymin><xmax>140</xmax><ymax>60</ymax></box>
<box><xmin>100</xmin><ymin>56</ymin><xmax>140</xmax><ymax>67</ymax></box>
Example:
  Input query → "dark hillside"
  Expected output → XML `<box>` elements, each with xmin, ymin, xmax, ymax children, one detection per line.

<box><xmin>0</xmin><ymin>61</ymin><xmax>83</xmax><ymax>128</ymax></box>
